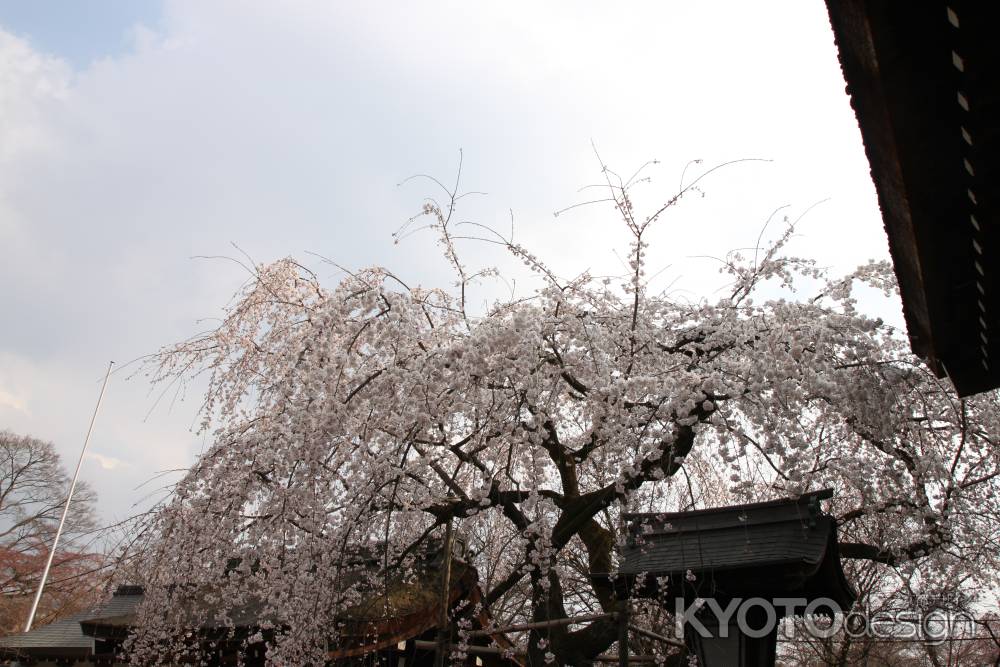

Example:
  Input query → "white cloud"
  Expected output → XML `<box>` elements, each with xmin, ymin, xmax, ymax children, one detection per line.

<box><xmin>0</xmin><ymin>386</ymin><xmax>29</xmax><ymax>415</ymax></box>
<box><xmin>86</xmin><ymin>451</ymin><xmax>129</xmax><ymax>470</ymax></box>
<box><xmin>0</xmin><ymin>29</ymin><xmax>70</xmax><ymax>162</ymax></box>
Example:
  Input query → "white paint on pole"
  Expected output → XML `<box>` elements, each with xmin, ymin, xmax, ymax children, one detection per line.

<box><xmin>24</xmin><ymin>361</ymin><xmax>114</xmax><ymax>633</ymax></box>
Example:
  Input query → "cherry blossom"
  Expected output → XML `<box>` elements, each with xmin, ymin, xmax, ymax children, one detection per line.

<box><xmin>120</xmin><ymin>160</ymin><xmax>1000</xmax><ymax>665</ymax></box>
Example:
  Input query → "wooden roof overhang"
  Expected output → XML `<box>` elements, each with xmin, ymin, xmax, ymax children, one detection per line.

<box><xmin>825</xmin><ymin>0</ymin><xmax>1000</xmax><ymax>396</ymax></box>
<box><xmin>616</xmin><ymin>489</ymin><xmax>856</xmax><ymax>613</ymax></box>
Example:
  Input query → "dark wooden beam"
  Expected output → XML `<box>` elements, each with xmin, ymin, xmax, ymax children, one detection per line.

<box><xmin>825</xmin><ymin>0</ymin><xmax>1000</xmax><ymax>396</ymax></box>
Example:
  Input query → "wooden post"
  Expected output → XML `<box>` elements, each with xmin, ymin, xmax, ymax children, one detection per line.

<box><xmin>434</xmin><ymin>517</ymin><xmax>455</xmax><ymax>667</ymax></box>
<box><xmin>617</xmin><ymin>599</ymin><xmax>630</xmax><ymax>667</ymax></box>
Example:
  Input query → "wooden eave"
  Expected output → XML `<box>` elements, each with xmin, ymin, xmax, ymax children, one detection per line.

<box><xmin>825</xmin><ymin>0</ymin><xmax>1000</xmax><ymax>396</ymax></box>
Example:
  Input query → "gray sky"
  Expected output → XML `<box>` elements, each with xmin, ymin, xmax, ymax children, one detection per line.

<box><xmin>0</xmin><ymin>1</ymin><xmax>894</xmax><ymax>526</ymax></box>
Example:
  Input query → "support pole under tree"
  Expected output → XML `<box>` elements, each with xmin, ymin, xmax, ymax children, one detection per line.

<box><xmin>617</xmin><ymin>598</ymin><xmax>630</xmax><ymax>667</ymax></box>
<box><xmin>25</xmin><ymin>361</ymin><xmax>114</xmax><ymax>632</ymax></box>
<box><xmin>435</xmin><ymin>516</ymin><xmax>455</xmax><ymax>667</ymax></box>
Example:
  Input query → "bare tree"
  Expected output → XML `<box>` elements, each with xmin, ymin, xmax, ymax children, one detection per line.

<box><xmin>0</xmin><ymin>430</ymin><xmax>104</xmax><ymax>635</ymax></box>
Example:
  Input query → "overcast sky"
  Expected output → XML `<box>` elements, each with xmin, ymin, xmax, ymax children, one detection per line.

<box><xmin>0</xmin><ymin>1</ymin><xmax>894</xmax><ymax>526</ymax></box>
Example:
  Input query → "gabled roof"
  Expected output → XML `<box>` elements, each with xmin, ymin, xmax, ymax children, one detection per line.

<box><xmin>617</xmin><ymin>490</ymin><xmax>855</xmax><ymax>610</ymax></box>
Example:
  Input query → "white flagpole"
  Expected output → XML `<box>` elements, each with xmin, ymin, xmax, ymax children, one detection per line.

<box><xmin>24</xmin><ymin>360</ymin><xmax>114</xmax><ymax>633</ymax></box>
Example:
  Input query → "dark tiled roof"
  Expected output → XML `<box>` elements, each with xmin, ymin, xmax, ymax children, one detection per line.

<box><xmin>618</xmin><ymin>490</ymin><xmax>856</xmax><ymax>609</ymax></box>
<box><xmin>619</xmin><ymin>490</ymin><xmax>832</xmax><ymax>576</ymax></box>
<box><xmin>619</xmin><ymin>516</ymin><xmax>832</xmax><ymax>576</ymax></box>
<box><xmin>80</xmin><ymin>591</ymin><xmax>267</xmax><ymax>635</ymax></box>
<box><xmin>83</xmin><ymin>588</ymin><xmax>144</xmax><ymax>622</ymax></box>
<box><xmin>78</xmin><ymin>589</ymin><xmax>145</xmax><ymax>635</ymax></box>
<box><xmin>0</xmin><ymin>588</ymin><xmax>144</xmax><ymax>658</ymax></box>
<box><xmin>0</xmin><ymin>611</ymin><xmax>94</xmax><ymax>656</ymax></box>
